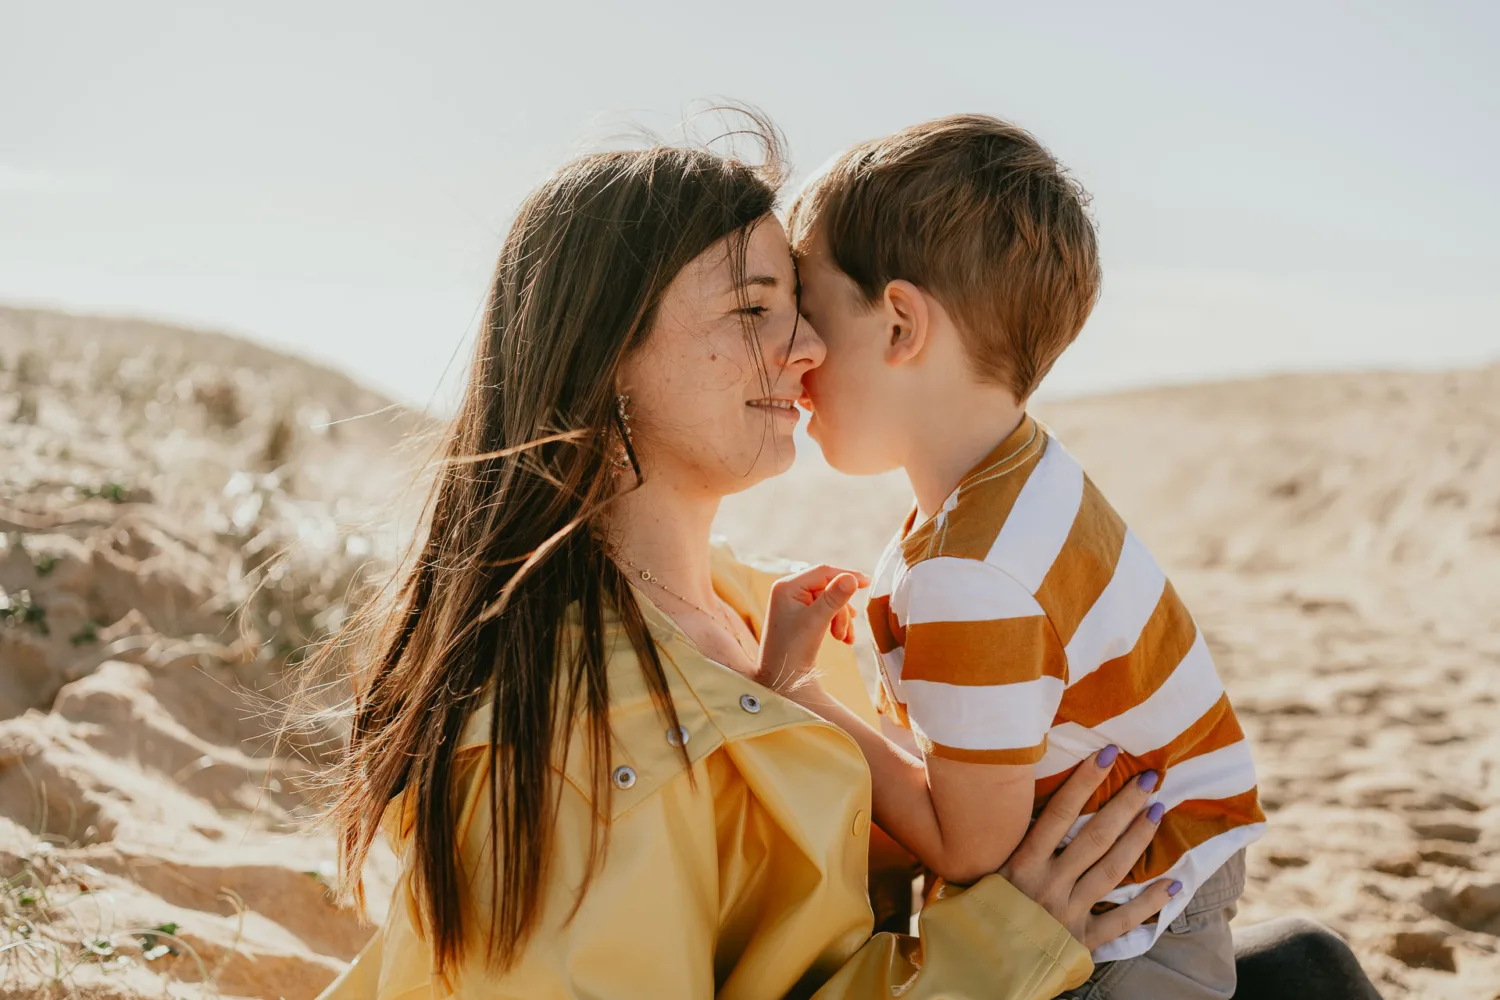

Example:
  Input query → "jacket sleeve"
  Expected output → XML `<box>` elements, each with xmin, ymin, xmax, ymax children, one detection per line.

<box><xmin>318</xmin><ymin>814</ymin><xmax>1092</xmax><ymax>1000</ymax></box>
<box><xmin>813</xmin><ymin>875</ymin><xmax>1092</xmax><ymax>1000</ymax></box>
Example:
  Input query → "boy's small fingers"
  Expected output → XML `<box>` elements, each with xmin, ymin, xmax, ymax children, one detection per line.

<box><xmin>800</xmin><ymin>564</ymin><xmax>844</xmax><ymax>584</ymax></box>
<box><xmin>820</xmin><ymin>573</ymin><xmax>859</xmax><ymax>611</ymax></box>
<box><xmin>794</xmin><ymin>565</ymin><xmax>869</xmax><ymax>587</ymax></box>
<box><xmin>770</xmin><ymin>577</ymin><xmax>813</xmax><ymax>607</ymax></box>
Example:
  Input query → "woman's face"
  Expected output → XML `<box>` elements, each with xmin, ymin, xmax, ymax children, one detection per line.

<box><xmin>618</xmin><ymin>217</ymin><xmax>824</xmax><ymax>497</ymax></box>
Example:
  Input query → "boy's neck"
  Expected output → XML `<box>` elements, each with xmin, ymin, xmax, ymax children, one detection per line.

<box><xmin>903</xmin><ymin>388</ymin><xmax>1027</xmax><ymax>522</ymax></box>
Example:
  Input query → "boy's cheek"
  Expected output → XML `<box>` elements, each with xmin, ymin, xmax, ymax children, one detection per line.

<box><xmin>803</xmin><ymin>374</ymin><xmax>842</xmax><ymax>432</ymax></box>
<box><xmin>822</xmin><ymin>369</ymin><xmax>879</xmax><ymax>422</ymax></box>
<box><xmin>806</xmin><ymin>381</ymin><xmax>870</xmax><ymax>456</ymax></box>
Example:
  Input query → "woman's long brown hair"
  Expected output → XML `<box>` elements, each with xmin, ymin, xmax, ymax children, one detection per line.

<box><xmin>317</xmin><ymin>116</ymin><xmax>786</xmax><ymax>975</ymax></box>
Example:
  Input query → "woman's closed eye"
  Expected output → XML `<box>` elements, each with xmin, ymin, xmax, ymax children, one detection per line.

<box><xmin>737</xmin><ymin>305</ymin><xmax>770</xmax><ymax>318</ymax></box>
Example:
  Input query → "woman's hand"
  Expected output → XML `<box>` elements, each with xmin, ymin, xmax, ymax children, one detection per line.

<box><xmin>998</xmin><ymin>746</ymin><xmax>1180</xmax><ymax>952</ymax></box>
<box><xmin>757</xmin><ymin>564</ymin><xmax>869</xmax><ymax>693</ymax></box>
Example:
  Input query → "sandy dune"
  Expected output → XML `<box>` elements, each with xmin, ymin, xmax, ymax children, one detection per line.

<box><xmin>2</xmin><ymin>305</ymin><xmax>1497</xmax><ymax>998</ymax></box>
<box><xmin>1</xmin><ymin>307</ymin><xmax>420</xmax><ymax>999</ymax></box>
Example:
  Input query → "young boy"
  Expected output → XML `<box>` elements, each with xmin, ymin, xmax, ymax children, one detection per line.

<box><xmin>758</xmin><ymin>115</ymin><xmax>1266</xmax><ymax>999</ymax></box>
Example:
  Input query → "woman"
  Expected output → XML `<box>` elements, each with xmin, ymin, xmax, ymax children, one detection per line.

<box><xmin>313</xmin><ymin>117</ymin><xmax>1376</xmax><ymax>999</ymax></box>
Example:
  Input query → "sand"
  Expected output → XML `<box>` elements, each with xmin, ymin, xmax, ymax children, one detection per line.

<box><xmin>0</xmin><ymin>306</ymin><xmax>420</xmax><ymax>999</ymax></box>
<box><xmin>3</xmin><ymin>305</ymin><xmax>1498</xmax><ymax>998</ymax></box>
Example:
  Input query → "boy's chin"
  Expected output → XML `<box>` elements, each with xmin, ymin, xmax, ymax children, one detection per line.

<box><xmin>808</xmin><ymin>427</ymin><xmax>889</xmax><ymax>477</ymax></box>
<box><xmin>805</xmin><ymin>420</ymin><xmax>835</xmax><ymax>460</ymax></box>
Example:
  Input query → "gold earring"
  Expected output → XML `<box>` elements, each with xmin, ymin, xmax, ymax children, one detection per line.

<box><xmin>616</xmin><ymin>394</ymin><xmax>632</xmax><ymax>436</ymax></box>
<box><xmin>613</xmin><ymin>393</ymin><xmax>633</xmax><ymax>469</ymax></box>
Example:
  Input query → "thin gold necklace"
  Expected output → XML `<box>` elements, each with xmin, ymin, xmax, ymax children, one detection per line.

<box><xmin>615</xmin><ymin>555</ymin><xmax>757</xmax><ymax>661</ymax></box>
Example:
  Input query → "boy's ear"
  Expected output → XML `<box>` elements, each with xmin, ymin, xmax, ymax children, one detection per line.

<box><xmin>882</xmin><ymin>280</ymin><xmax>929</xmax><ymax>368</ymax></box>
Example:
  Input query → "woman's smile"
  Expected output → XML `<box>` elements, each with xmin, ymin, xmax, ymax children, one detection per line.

<box><xmin>747</xmin><ymin>395</ymin><xmax>801</xmax><ymax>422</ymax></box>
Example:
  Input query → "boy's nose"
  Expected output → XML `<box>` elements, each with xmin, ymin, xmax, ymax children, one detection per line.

<box><xmin>788</xmin><ymin>315</ymin><xmax>826</xmax><ymax>369</ymax></box>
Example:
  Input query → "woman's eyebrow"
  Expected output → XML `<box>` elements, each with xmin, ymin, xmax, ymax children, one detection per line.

<box><xmin>725</xmin><ymin>273</ymin><xmax>779</xmax><ymax>294</ymax></box>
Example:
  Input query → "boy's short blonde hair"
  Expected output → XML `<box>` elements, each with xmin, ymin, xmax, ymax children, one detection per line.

<box><xmin>789</xmin><ymin>115</ymin><xmax>1101</xmax><ymax>401</ymax></box>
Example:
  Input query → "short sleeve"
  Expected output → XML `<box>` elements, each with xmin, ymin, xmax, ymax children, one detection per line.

<box><xmin>895</xmin><ymin>558</ymin><xmax>1067</xmax><ymax>765</ymax></box>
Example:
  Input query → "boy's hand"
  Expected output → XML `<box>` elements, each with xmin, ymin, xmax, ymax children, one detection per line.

<box><xmin>757</xmin><ymin>564</ymin><xmax>870</xmax><ymax>694</ymax></box>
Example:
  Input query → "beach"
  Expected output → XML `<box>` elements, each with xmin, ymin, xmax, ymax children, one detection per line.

<box><xmin>2</xmin><ymin>305</ymin><xmax>1497</xmax><ymax>998</ymax></box>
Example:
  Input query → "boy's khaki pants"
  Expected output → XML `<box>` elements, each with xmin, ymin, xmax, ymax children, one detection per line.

<box><xmin>1059</xmin><ymin>849</ymin><xmax>1247</xmax><ymax>1000</ymax></box>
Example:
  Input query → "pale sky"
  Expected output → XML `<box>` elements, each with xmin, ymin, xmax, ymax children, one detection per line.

<box><xmin>3</xmin><ymin>1</ymin><xmax>1496</xmax><ymax>409</ymax></box>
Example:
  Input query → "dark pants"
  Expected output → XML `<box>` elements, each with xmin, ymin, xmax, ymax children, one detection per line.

<box><xmin>1231</xmin><ymin>918</ymin><xmax>1383</xmax><ymax>1000</ymax></box>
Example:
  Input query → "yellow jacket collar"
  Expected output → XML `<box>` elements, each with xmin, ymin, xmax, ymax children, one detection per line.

<box><xmin>451</xmin><ymin>542</ymin><xmax>834</xmax><ymax>820</ymax></box>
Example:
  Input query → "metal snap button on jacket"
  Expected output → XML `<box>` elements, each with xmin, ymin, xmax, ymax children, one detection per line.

<box><xmin>666</xmin><ymin>725</ymin><xmax>690</xmax><ymax>747</ymax></box>
<box><xmin>739</xmin><ymin>693</ymin><xmax>761</xmax><ymax>714</ymax></box>
<box><xmin>612</xmin><ymin>765</ymin><xmax>636</xmax><ymax>790</ymax></box>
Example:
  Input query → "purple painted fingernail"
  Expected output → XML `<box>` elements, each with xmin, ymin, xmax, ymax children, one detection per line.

<box><xmin>1137</xmin><ymin>770</ymin><xmax>1159</xmax><ymax>792</ymax></box>
<box><xmin>1147</xmin><ymin>802</ymin><xmax>1165</xmax><ymax>823</ymax></box>
<box><xmin>1168</xmin><ymin>880</ymin><xmax>1184</xmax><ymax>897</ymax></box>
<box><xmin>1096</xmin><ymin>745</ymin><xmax>1120</xmax><ymax>768</ymax></box>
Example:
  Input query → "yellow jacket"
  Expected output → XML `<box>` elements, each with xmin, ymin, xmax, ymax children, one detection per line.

<box><xmin>318</xmin><ymin>545</ymin><xmax>1091</xmax><ymax>999</ymax></box>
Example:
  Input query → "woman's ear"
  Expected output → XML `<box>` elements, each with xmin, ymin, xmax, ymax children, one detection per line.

<box><xmin>882</xmin><ymin>280</ymin><xmax>929</xmax><ymax>368</ymax></box>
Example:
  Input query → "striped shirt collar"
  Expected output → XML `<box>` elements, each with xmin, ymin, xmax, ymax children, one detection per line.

<box><xmin>900</xmin><ymin>414</ymin><xmax>1044</xmax><ymax>562</ymax></box>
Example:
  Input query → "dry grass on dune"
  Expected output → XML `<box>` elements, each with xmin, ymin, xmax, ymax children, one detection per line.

<box><xmin>3</xmin><ymin>303</ymin><xmax>1498</xmax><ymax>998</ymax></box>
<box><xmin>0</xmin><ymin>306</ymin><xmax>426</xmax><ymax>999</ymax></box>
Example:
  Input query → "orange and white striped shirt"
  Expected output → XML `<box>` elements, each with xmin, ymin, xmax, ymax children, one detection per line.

<box><xmin>867</xmin><ymin>415</ymin><xmax>1265</xmax><ymax>963</ymax></box>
